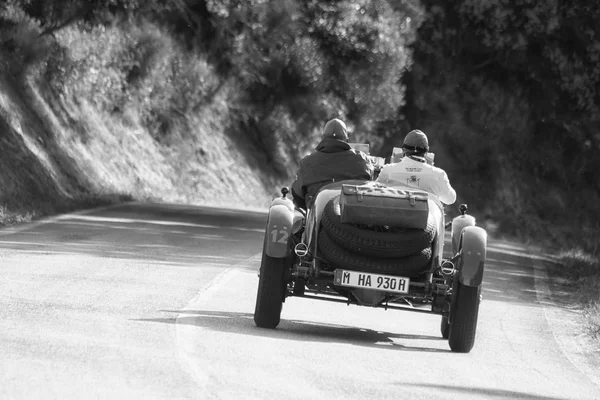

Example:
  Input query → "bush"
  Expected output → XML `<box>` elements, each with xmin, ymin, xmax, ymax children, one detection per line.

<box><xmin>558</xmin><ymin>249</ymin><xmax>600</xmax><ymax>281</ymax></box>
<box><xmin>557</xmin><ymin>248</ymin><xmax>600</xmax><ymax>339</ymax></box>
<box><xmin>44</xmin><ymin>18</ymin><xmax>219</xmax><ymax>141</ymax></box>
<box><xmin>0</xmin><ymin>204</ymin><xmax>34</xmax><ymax>226</ymax></box>
<box><xmin>0</xmin><ymin>2</ymin><xmax>53</xmax><ymax>82</ymax></box>
<box><xmin>137</xmin><ymin>42</ymin><xmax>219</xmax><ymax>142</ymax></box>
<box><xmin>49</xmin><ymin>21</ymin><xmax>132</xmax><ymax>109</ymax></box>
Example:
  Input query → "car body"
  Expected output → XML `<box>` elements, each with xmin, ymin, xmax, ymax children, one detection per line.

<box><xmin>254</xmin><ymin>176</ymin><xmax>487</xmax><ymax>353</ymax></box>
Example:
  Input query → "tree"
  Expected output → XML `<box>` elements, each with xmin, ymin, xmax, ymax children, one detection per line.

<box><xmin>405</xmin><ymin>0</ymin><xmax>600</xmax><ymax>235</ymax></box>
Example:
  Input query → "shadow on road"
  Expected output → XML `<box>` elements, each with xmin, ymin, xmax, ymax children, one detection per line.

<box><xmin>0</xmin><ymin>203</ymin><xmax>266</xmax><ymax>267</ymax></box>
<box><xmin>136</xmin><ymin>310</ymin><xmax>452</xmax><ymax>353</ymax></box>
<box><xmin>398</xmin><ymin>382</ymin><xmax>570</xmax><ymax>400</ymax></box>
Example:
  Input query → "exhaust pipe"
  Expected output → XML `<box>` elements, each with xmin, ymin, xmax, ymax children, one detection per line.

<box><xmin>294</xmin><ymin>243</ymin><xmax>309</xmax><ymax>257</ymax></box>
<box><xmin>441</xmin><ymin>260</ymin><xmax>455</xmax><ymax>276</ymax></box>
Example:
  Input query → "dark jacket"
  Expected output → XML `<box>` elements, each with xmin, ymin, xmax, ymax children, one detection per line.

<box><xmin>291</xmin><ymin>139</ymin><xmax>372</xmax><ymax>209</ymax></box>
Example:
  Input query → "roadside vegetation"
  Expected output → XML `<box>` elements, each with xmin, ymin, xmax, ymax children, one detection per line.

<box><xmin>403</xmin><ymin>1</ymin><xmax>600</xmax><ymax>337</ymax></box>
<box><xmin>0</xmin><ymin>1</ymin><xmax>598</xmax><ymax>335</ymax></box>
<box><xmin>0</xmin><ymin>204</ymin><xmax>33</xmax><ymax>226</ymax></box>
<box><xmin>1</xmin><ymin>0</ymin><xmax>420</xmax><ymax>218</ymax></box>
<box><xmin>554</xmin><ymin>248</ymin><xmax>600</xmax><ymax>340</ymax></box>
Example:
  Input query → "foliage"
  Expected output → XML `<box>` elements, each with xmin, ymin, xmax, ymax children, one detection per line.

<box><xmin>2</xmin><ymin>0</ymin><xmax>600</xmax><ymax>250</ymax></box>
<box><xmin>0</xmin><ymin>204</ymin><xmax>34</xmax><ymax>226</ymax></box>
<box><xmin>556</xmin><ymin>248</ymin><xmax>600</xmax><ymax>339</ymax></box>
<box><xmin>0</xmin><ymin>2</ymin><xmax>53</xmax><ymax>81</ymax></box>
<box><xmin>404</xmin><ymin>0</ymin><xmax>600</xmax><ymax>241</ymax></box>
<box><xmin>558</xmin><ymin>249</ymin><xmax>600</xmax><ymax>280</ymax></box>
<box><xmin>197</xmin><ymin>0</ymin><xmax>416</xmax><ymax>173</ymax></box>
<box><xmin>2</xmin><ymin>0</ymin><xmax>417</xmax><ymax>175</ymax></box>
<box><xmin>40</xmin><ymin>17</ymin><xmax>220</xmax><ymax>141</ymax></box>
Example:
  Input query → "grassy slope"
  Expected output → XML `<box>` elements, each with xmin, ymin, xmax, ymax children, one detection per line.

<box><xmin>0</xmin><ymin>72</ymin><xmax>278</xmax><ymax>227</ymax></box>
<box><xmin>0</xmin><ymin>75</ymin><xmax>111</xmax><ymax>224</ymax></box>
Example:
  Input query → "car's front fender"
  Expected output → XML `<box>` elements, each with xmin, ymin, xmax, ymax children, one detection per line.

<box><xmin>265</xmin><ymin>204</ymin><xmax>295</xmax><ymax>258</ymax></box>
<box><xmin>457</xmin><ymin>226</ymin><xmax>487</xmax><ymax>287</ymax></box>
<box><xmin>451</xmin><ymin>214</ymin><xmax>476</xmax><ymax>256</ymax></box>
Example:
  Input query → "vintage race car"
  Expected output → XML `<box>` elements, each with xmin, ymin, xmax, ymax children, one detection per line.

<box><xmin>253</xmin><ymin>177</ymin><xmax>487</xmax><ymax>353</ymax></box>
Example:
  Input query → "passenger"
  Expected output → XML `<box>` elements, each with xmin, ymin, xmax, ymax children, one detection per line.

<box><xmin>377</xmin><ymin>129</ymin><xmax>457</xmax><ymax>205</ymax></box>
<box><xmin>291</xmin><ymin>118</ymin><xmax>372</xmax><ymax>210</ymax></box>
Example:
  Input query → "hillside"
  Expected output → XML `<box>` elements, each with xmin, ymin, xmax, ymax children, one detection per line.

<box><xmin>0</xmin><ymin>0</ymin><xmax>419</xmax><ymax>224</ymax></box>
<box><xmin>0</xmin><ymin>72</ymin><xmax>280</xmax><ymax>223</ymax></box>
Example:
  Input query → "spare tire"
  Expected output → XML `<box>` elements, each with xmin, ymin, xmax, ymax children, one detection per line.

<box><xmin>321</xmin><ymin>196</ymin><xmax>436</xmax><ymax>258</ymax></box>
<box><xmin>318</xmin><ymin>230</ymin><xmax>432</xmax><ymax>277</ymax></box>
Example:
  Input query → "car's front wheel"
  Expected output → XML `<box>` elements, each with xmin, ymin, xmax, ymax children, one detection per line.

<box><xmin>254</xmin><ymin>251</ymin><xmax>286</xmax><ymax>329</ymax></box>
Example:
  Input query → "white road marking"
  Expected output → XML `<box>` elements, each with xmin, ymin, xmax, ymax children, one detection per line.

<box><xmin>175</xmin><ymin>255</ymin><xmax>261</xmax><ymax>396</ymax></box>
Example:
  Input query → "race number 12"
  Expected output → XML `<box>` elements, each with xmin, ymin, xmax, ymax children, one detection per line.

<box><xmin>270</xmin><ymin>225</ymin><xmax>289</xmax><ymax>244</ymax></box>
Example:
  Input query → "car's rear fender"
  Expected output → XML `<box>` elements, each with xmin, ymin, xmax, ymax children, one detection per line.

<box><xmin>456</xmin><ymin>226</ymin><xmax>487</xmax><ymax>287</ymax></box>
<box><xmin>265</xmin><ymin>203</ymin><xmax>295</xmax><ymax>258</ymax></box>
<box><xmin>304</xmin><ymin>188</ymin><xmax>342</xmax><ymax>256</ymax></box>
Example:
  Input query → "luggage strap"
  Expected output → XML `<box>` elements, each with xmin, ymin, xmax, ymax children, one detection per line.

<box><xmin>344</xmin><ymin>184</ymin><xmax>427</xmax><ymax>205</ymax></box>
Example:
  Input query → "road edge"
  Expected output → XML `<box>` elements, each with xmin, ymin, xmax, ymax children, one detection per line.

<box><xmin>174</xmin><ymin>254</ymin><xmax>262</xmax><ymax>394</ymax></box>
<box><xmin>0</xmin><ymin>201</ymin><xmax>139</xmax><ymax>237</ymax></box>
<box><xmin>531</xmin><ymin>252</ymin><xmax>600</xmax><ymax>389</ymax></box>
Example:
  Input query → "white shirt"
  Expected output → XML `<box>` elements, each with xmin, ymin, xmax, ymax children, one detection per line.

<box><xmin>376</xmin><ymin>156</ymin><xmax>457</xmax><ymax>204</ymax></box>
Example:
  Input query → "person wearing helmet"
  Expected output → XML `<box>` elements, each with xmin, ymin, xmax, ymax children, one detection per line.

<box><xmin>291</xmin><ymin>118</ymin><xmax>372</xmax><ymax>210</ymax></box>
<box><xmin>377</xmin><ymin>129</ymin><xmax>457</xmax><ymax>205</ymax></box>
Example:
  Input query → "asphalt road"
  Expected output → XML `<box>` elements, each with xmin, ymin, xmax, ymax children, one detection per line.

<box><xmin>1</xmin><ymin>203</ymin><xmax>599</xmax><ymax>400</ymax></box>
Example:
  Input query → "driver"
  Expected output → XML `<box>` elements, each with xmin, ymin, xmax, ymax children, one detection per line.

<box><xmin>291</xmin><ymin>118</ymin><xmax>372</xmax><ymax>210</ymax></box>
<box><xmin>376</xmin><ymin>129</ymin><xmax>457</xmax><ymax>205</ymax></box>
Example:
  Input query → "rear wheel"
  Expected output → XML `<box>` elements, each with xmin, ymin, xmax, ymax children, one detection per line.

<box><xmin>254</xmin><ymin>252</ymin><xmax>286</xmax><ymax>329</ymax></box>
<box><xmin>440</xmin><ymin>316</ymin><xmax>450</xmax><ymax>339</ymax></box>
<box><xmin>448</xmin><ymin>281</ymin><xmax>481</xmax><ymax>353</ymax></box>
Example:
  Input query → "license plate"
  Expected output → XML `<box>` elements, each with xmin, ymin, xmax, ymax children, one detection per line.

<box><xmin>334</xmin><ymin>269</ymin><xmax>410</xmax><ymax>294</ymax></box>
